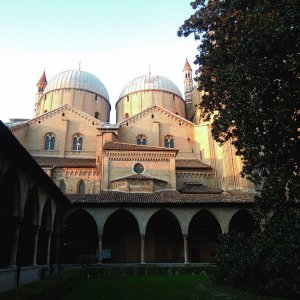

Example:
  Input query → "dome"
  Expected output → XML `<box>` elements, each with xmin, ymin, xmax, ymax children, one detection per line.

<box><xmin>44</xmin><ymin>70</ymin><xmax>109</xmax><ymax>101</ymax></box>
<box><xmin>119</xmin><ymin>74</ymin><xmax>183</xmax><ymax>99</ymax></box>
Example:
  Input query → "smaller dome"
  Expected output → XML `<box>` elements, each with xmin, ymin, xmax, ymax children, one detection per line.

<box><xmin>119</xmin><ymin>74</ymin><xmax>183</xmax><ymax>99</ymax></box>
<box><xmin>44</xmin><ymin>70</ymin><xmax>109</xmax><ymax>101</ymax></box>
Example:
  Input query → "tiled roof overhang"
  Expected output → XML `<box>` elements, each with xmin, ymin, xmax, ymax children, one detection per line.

<box><xmin>175</xmin><ymin>159</ymin><xmax>212</xmax><ymax>170</ymax></box>
<box><xmin>104</xmin><ymin>142</ymin><xmax>178</xmax><ymax>152</ymax></box>
<box><xmin>33</xmin><ymin>156</ymin><xmax>96</xmax><ymax>168</ymax></box>
<box><xmin>68</xmin><ymin>191</ymin><xmax>255</xmax><ymax>207</ymax></box>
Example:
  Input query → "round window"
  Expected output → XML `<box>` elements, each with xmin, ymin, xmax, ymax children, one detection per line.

<box><xmin>133</xmin><ymin>163</ymin><xmax>144</xmax><ymax>174</ymax></box>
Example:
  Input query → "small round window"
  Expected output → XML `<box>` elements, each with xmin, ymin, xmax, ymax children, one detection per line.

<box><xmin>133</xmin><ymin>163</ymin><xmax>144</xmax><ymax>174</ymax></box>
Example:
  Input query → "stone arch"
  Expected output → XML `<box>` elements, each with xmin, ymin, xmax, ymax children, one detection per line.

<box><xmin>145</xmin><ymin>209</ymin><xmax>183</xmax><ymax>263</ymax></box>
<box><xmin>37</xmin><ymin>198</ymin><xmax>52</xmax><ymax>264</ymax></box>
<box><xmin>50</xmin><ymin>203</ymin><xmax>63</xmax><ymax>264</ymax></box>
<box><xmin>0</xmin><ymin>168</ymin><xmax>21</xmax><ymax>268</ymax></box>
<box><xmin>102</xmin><ymin>209</ymin><xmax>140</xmax><ymax>263</ymax></box>
<box><xmin>17</xmin><ymin>186</ymin><xmax>40</xmax><ymax>266</ymax></box>
<box><xmin>188</xmin><ymin>209</ymin><xmax>222</xmax><ymax>263</ymax></box>
<box><xmin>62</xmin><ymin>209</ymin><xmax>98</xmax><ymax>263</ymax></box>
<box><xmin>229</xmin><ymin>209</ymin><xmax>256</xmax><ymax>236</ymax></box>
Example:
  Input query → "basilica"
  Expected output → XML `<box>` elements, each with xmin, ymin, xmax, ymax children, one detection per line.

<box><xmin>0</xmin><ymin>59</ymin><xmax>256</xmax><ymax>290</ymax></box>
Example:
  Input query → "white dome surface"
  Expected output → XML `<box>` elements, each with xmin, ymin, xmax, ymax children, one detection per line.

<box><xmin>119</xmin><ymin>74</ymin><xmax>183</xmax><ymax>99</ymax></box>
<box><xmin>44</xmin><ymin>70</ymin><xmax>109</xmax><ymax>101</ymax></box>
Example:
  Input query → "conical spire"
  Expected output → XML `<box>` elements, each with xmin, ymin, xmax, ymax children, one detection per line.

<box><xmin>37</xmin><ymin>71</ymin><xmax>47</xmax><ymax>92</ymax></box>
<box><xmin>183</xmin><ymin>58</ymin><xmax>192</xmax><ymax>71</ymax></box>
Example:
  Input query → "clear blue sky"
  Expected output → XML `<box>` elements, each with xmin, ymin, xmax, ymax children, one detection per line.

<box><xmin>0</xmin><ymin>0</ymin><xmax>198</xmax><ymax>122</ymax></box>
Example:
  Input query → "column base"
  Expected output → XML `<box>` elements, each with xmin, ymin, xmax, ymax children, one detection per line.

<box><xmin>184</xmin><ymin>261</ymin><xmax>190</xmax><ymax>264</ymax></box>
<box><xmin>7</xmin><ymin>265</ymin><xmax>17</xmax><ymax>269</ymax></box>
<box><xmin>140</xmin><ymin>262</ymin><xmax>146</xmax><ymax>264</ymax></box>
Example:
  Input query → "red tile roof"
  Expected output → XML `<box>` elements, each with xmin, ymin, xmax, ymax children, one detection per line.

<box><xmin>37</xmin><ymin>71</ymin><xmax>47</xmax><ymax>86</ymax></box>
<box><xmin>68</xmin><ymin>190</ymin><xmax>255</xmax><ymax>204</ymax></box>
<box><xmin>33</xmin><ymin>156</ymin><xmax>96</xmax><ymax>168</ymax></box>
<box><xmin>179</xmin><ymin>183</ymin><xmax>222</xmax><ymax>194</ymax></box>
<box><xmin>176</xmin><ymin>159</ymin><xmax>212</xmax><ymax>170</ymax></box>
<box><xmin>183</xmin><ymin>58</ymin><xmax>192</xmax><ymax>70</ymax></box>
<box><xmin>104</xmin><ymin>142</ymin><xmax>178</xmax><ymax>152</ymax></box>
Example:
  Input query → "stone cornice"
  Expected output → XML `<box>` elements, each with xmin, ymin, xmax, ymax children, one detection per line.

<box><xmin>119</xmin><ymin>105</ymin><xmax>194</xmax><ymax>128</ymax></box>
<box><xmin>105</xmin><ymin>150</ymin><xmax>177</xmax><ymax>161</ymax></box>
<box><xmin>28</xmin><ymin>104</ymin><xmax>101</xmax><ymax>127</ymax></box>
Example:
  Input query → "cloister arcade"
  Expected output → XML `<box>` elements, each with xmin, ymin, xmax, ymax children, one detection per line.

<box><xmin>62</xmin><ymin>206</ymin><xmax>256</xmax><ymax>264</ymax></box>
<box><xmin>0</xmin><ymin>167</ymin><xmax>63</xmax><ymax>269</ymax></box>
<box><xmin>0</xmin><ymin>122</ymin><xmax>67</xmax><ymax>292</ymax></box>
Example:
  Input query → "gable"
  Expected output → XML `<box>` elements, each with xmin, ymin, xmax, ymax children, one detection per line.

<box><xmin>117</xmin><ymin>105</ymin><xmax>195</xmax><ymax>152</ymax></box>
<box><xmin>11</xmin><ymin>105</ymin><xmax>100</xmax><ymax>158</ymax></box>
<box><xmin>119</xmin><ymin>105</ymin><xmax>193</xmax><ymax>128</ymax></box>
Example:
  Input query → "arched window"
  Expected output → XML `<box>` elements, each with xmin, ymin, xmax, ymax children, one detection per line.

<box><xmin>95</xmin><ymin>112</ymin><xmax>99</xmax><ymax>119</ymax></box>
<box><xmin>124</xmin><ymin>113</ymin><xmax>129</xmax><ymax>119</ymax></box>
<box><xmin>72</xmin><ymin>134</ymin><xmax>83</xmax><ymax>151</ymax></box>
<box><xmin>164</xmin><ymin>135</ymin><xmax>174</xmax><ymax>148</ymax></box>
<box><xmin>137</xmin><ymin>134</ymin><xmax>147</xmax><ymax>145</ymax></box>
<box><xmin>59</xmin><ymin>180</ymin><xmax>66</xmax><ymax>193</ymax></box>
<box><xmin>44</xmin><ymin>133</ymin><xmax>55</xmax><ymax>151</ymax></box>
<box><xmin>78</xmin><ymin>180</ymin><xmax>85</xmax><ymax>194</ymax></box>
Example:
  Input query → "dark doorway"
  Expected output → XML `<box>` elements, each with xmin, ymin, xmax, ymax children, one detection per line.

<box><xmin>188</xmin><ymin>210</ymin><xmax>222</xmax><ymax>263</ymax></box>
<box><xmin>17</xmin><ymin>187</ymin><xmax>39</xmax><ymax>266</ymax></box>
<box><xmin>145</xmin><ymin>210</ymin><xmax>183</xmax><ymax>263</ymax></box>
<box><xmin>229</xmin><ymin>210</ymin><xmax>256</xmax><ymax>236</ymax></box>
<box><xmin>62</xmin><ymin>209</ymin><xmax>98</xmax><ymax>263</ymax></box>
<box><xmin>37</xmin><ymin>199</ymin><xmax>52</xmax><ymax>265</ymax></box>
<box><xmin>102</xmin><ymin>209</ymin><xmax>140</xmax><ymax>263</ymax></box>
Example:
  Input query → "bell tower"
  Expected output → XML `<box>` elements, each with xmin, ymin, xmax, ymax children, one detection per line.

<box><xmin>183</xmin><ymin>59</ymin><xmax>193</xmax><ymax>120</ymax></box>
<box><xmin>35</xmin><ymin>71</ymin><xmax>47</xmax><ymax>117</ymax></box>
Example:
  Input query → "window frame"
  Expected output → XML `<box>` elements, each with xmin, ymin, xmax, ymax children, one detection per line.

<box><xmin>72</xmin><ymin>134</ymin><xmax>83</xmax><ymax>151</ymax></box>
<box><xmin>78</xmin><ymin>180</ymin><xmax>85</xmax><ymax>194</ymax></box>
<box><xmin>164</xmin><ymin>135</ymin><xmax>174</xmax><ymax>148</ymax></box>
<box><xmin>136</xmin><ymin>134</ymin><xmax>147</xmax><ymax>145</ymax></box>
<box><xmin>44</xmin><ymin>132</ymin><xmax>55</xmax><ymax>151</ymax></box>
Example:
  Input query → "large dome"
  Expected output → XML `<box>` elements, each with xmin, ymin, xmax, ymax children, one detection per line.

<box><xmin>119</xmin><ymin>74</ymin><xmax>183</xmax><ymax>99</ymax></box>
<box><xmin>44</xmin><ymin>70</ymin><xmax>109</xmax><ymax>101</ymax></box>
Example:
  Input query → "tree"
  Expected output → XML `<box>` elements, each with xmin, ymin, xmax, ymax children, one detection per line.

<box><xmin>178</xmin><ymin>0</ymin><xmax>300</xmax><ymax>218</ymax></box>
<box><xmin>179</xmin><ymin>1</ymin><xmax>300</xmax><ymax>296</ymax></box>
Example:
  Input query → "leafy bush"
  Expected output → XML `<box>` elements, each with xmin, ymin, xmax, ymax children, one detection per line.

<box><xmin>213</xmin><ymin>209</ymin><xmax>300</xmax><ymax>298</ymax></box>
<box><xmin>0</xmin><ymin>269</ymin><xmax>86</xmax><ymax>300</ymax></box>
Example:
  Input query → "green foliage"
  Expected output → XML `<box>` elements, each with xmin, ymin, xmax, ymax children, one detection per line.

<box><xmin>179</xmin><ymin>2</ymin><xmax>300</xmax><ymax>297</ymax></box>
<box><xmin>0</xmin><ymin>269</ymin><xmax>86</xmax><ymax>300</ymax></box>
<box><xmin>213</xmin><ymin>209</ymin><xmax>300</xmax><ymax>298</ymax></box>
<box><xmin>178</xmin><ymin>0</ymin><xmax>300</xmax><ymax>216</ymax></box>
